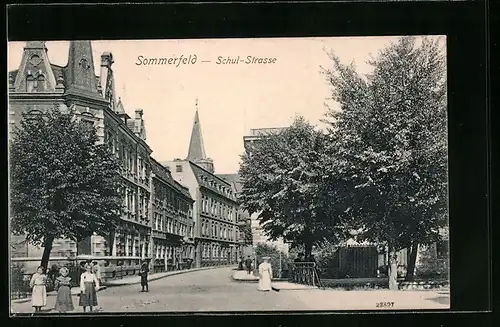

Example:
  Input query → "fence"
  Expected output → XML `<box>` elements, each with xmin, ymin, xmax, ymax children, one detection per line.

<box><xmin>289</xmin><ymin>262</ymin><xmax>322</xmax><ymax>287</ymax></box>
<box><xmin>320</xmin><ymin>246</ymin><xmax>378</xmax><ymax>279</ymax></box>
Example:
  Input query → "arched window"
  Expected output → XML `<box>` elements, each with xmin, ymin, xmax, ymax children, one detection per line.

<box><xmin>37</xmin><ymin>75</ymin><xmax>46</xmax><ymax>91</ymax></box>
<box><xmin>26</xmin><ymin>75</ymin><xmax>36</xmax><ymax>92</ymax></box>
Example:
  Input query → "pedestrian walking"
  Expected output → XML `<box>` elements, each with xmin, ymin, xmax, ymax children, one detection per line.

<box><xmin>238</xmin><ymin>257</ymin><xmax>243</xmax><ymax>270</ymax></box>
<box><xmin>245</xmin><ymin>256</ymin><xmax>253</xmax><ymax>275</ymax></box>
<box><xmin>30</xmin><ymin>266</ymin><xmax>47</xmax><ymax>312</ymax></box>
<box><xmin>54</xmin><ymin>267</ymin><xmax>74</xmax><ymax>313</ymax></box>
<box><xmin>257</xmin><ymin>257</ymin><xmax>273</xmax><ymax>292</ymax></box>
<box><xmin>79</xmin><ymin>263</ymin><xmax>100</xmax><ymax>312</ymax></box>
<box><xmin>139</xmin><ymin>262</ymin><xmax>149</xmax><ymax>292</ymax></box>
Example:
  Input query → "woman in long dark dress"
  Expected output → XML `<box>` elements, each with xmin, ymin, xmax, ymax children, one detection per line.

<box><xmin>79</xmin><ymin>263</ymin><xmax>100</xmax><ymax>312</ymax></box>
<box><xmin>54</xmin><ymin>267</ymin><xmax>74</xmax><ymax>313</ymax></box>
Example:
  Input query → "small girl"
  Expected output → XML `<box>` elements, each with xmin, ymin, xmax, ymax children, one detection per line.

<box><xmin>54</xmin><ymin>267</ymin><xmax>74</xmax><ymax>313</ymax></box>
<box><xmin>79</xmin><ymin>263</ymin><xmax>100</xmax><ymax>312</ymax></box>
<box><xmin>30</xmin><ymin>266</ymin><xmax>47</xmax><ymax>312</ymax></box>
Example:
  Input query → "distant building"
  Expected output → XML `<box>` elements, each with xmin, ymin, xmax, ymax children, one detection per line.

<box><xmin>163</xmin><ymin>106</ymin><xmax>240</xmax><ymax>268</ymax></box>
<box><xmin>242</xmin><ymin>127</ymin><xmax>290</xmax><ymax>255</ymax></box>
<box><xmin>216</xmin><ymin>174</ymin><xmax>254</xmax><ymax>256</ymax></box>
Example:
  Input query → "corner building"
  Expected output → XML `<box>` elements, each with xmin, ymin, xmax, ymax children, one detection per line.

<box><xmin>8</xmin><ymin>41</ymin><xmax>194</xmax><ymax>276</ymax></box>
<box><xmin>163</xmin><ymin>108</ymin><xmax>240</xmax><ymax>268</ymax></box>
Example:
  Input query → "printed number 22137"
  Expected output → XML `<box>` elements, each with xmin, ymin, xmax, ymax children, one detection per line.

<box><xmin>376</xmin><ymin>302</ymin><xmax>395</xmax><ymax>308</ymax></box>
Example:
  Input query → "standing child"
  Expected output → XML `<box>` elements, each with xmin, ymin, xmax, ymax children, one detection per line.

<box><xmin>30</xmin><ymin>266</ymin><xmax>47</xmax><ymax>312</ymax></box>
<box><xmin>139</xmin><ymin>262</ymin><xmax>149</xmax><ymax>292</ymax></box>
<box><xmin>79</xmin><ymin>263</ymin><xmax>100</xmax><ymax>312</ymax></box>
<box><xmin>54</xmin><ymin>267</ymin><xmax>74</xmax><ymax>313</ymax></box>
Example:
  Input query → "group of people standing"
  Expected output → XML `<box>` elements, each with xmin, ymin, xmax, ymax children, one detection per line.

<box><xmin>29</xmin><ymin>261</ymin><xmax>101</xmax><ymax>313</ymax></box>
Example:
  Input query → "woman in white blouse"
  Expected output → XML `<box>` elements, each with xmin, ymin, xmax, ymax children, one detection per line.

<box><xmin>79</xmin><ymin>263</ymin><xmax>100</xmax><ymax>312</ymax></box>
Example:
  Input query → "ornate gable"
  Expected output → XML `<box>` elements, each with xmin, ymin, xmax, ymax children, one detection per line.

<box><xmin>12</xmin><ymin>41</ymin><xmax>58</xmax><ymax>93</ymax></box>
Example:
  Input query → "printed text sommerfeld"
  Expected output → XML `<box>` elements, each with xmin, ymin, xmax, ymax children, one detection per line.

<box><xmin>135</xmin><ymin>55</ymin><xmax>278</xmax><ymax>66</ymax></box>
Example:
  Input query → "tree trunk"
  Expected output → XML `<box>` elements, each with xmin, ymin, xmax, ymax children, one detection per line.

<box><xmin>388</xmin><ymin>246</ymin><xmax>399</xmax><ymax>291</ymax></box>
<box><xmin>304</xmin><ymin>241</ymin><xmax>313</xmax><ymax>259</ymax></box>
<box><xmin>40</xmin><ymin>236</ymin><xmax>55</xmax><ymax>270</ymax></box>
<box><xmin>405</xmin><ymin>242</ymin><xmax>419</xmax><ymax>282</ymax></box>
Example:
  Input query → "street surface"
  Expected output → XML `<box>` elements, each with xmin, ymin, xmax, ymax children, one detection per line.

<box><xmin>10</xmin><ymin>267</ymin><xmax>449</xmax><ymax>313</ymax></box>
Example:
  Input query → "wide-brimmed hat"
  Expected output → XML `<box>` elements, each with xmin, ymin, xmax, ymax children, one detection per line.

<box><xmin>262</xmin><ymin>256</ymin><xmax>271</xmax><ymax>260</ymax></box>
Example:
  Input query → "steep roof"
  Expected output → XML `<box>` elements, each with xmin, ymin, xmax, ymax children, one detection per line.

<box><xmin>216</xmin><ymin>173</ymin><xmax>243</xmax><ymax>194</ymax></box>
<box><xmin>64</xmin><ymin>41</ymin><xmax>101</xmax><ymax>99</ymax></box>
<box><xmin>187</xmin><ymin>108</ymin><xmax>207</xmax><ymax>162</ymax></box>
<box><xmin>151</xmin><ymin>157</ymin><xmax>193</xmax><ymax>201</ymax></box>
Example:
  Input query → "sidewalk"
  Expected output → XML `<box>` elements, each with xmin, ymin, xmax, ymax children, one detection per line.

<box><xmin>232</xmin><ymin>270</ymin><xmax>259</xmax><ymax>282</ymax></box>
<box><xmin>271</xmin><ymin>282</ymin><xmax>318</xmax><ymax>291</ymax></box>
<box><xmin>231</xmin><ymin>270</ymin><xmax>294</xmax><ymax>284</ymax></box>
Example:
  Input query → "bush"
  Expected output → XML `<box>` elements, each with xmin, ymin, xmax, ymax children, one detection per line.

<box><xmin>10</xmin><ymin>263</ymin><xmax>29</xmax><ymax>299</ymax></box>
<box><xmin>255</xmin><ymin>243</ymin><xmax>288</xmax><ymax>278</ymax></box>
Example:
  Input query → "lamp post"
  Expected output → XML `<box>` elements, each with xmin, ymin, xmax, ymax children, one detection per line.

<box><xmin>252</xmin><ymin>244</ymin><xmax>257</xmax><ymax>276</ymax></box>
<box><xmin>279</xmin><ymin>250</ymin><xmax>282</xmax><ymax>278</ymax></box>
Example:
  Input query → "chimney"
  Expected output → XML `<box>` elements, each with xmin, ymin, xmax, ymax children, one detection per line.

<box><xmin>134</xmin><ymin>109</ymin><xmax>144</xmax><ymax>137</ymax></box>
<box><xmin>99</xmin><ymin>52</ymin><xmax>113</xmax><ymax>98</ymax></box>
<box><xmin>135</xmin><ymin>109</ymin><xmax>143</xmax><ymax>120</ymax></box>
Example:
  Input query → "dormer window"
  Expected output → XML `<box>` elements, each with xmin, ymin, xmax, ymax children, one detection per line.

<box><xmin>37</xmin><ymin>75</ymin><xmax>45</xmax><ymax>91</ymax></box>
<box><xmin>26</xmin><ymin>74</ymin><xmax>46</xmax><ymax>92</ymax></box>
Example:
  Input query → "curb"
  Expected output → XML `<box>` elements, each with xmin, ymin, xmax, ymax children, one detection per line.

<box><xmin>231</xmin><ymin>275</ymin><xmax>288</xmax><ymax>283</ymax></box>
<box><xmin>103</xmin><ymin>265</ymin><xmax>235</xmax><ymax>287</ymax></box>
<box><xmin>11</xmin><ymin>286</ymin><xmax>108</xmax><ymax>304</ymax></box>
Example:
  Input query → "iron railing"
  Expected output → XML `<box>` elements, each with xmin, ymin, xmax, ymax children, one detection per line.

<box><xmin>289</xmin><ymin>262</ymin><xmax>322</xmax><ymax>287</ymax></box>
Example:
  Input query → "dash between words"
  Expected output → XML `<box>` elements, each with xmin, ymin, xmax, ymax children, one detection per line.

<box><xmin>135</xmin><ymin>55</ymin><xmax>278</xmax><ymax>66</ymax></box>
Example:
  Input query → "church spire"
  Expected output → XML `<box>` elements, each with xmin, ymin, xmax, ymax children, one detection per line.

<box><xmin>64</xmin><ymin>40</ymin><xmax>99</xmax><ymax>96</ymax></box>
<box><xmin>187</xmin><ymin>99</ymin><xmax>207</xmax><ymax>162</ymax></box>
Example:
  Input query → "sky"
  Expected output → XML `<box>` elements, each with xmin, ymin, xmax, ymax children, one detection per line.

<box><xmin>7</xmin><ymin>36</ymin><xmax>445</xmax><ymax>174</ymax></box>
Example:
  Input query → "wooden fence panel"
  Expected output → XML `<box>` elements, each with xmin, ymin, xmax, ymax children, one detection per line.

<box><xmin>339</xmin><ymin>246</ymin><xmax>378</xmax><ymax>278</ymax></box>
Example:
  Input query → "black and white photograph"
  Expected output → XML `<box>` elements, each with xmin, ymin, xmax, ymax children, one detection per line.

<box><xmin>8</xmin><ymin>36</ymin><xmax>450</xmax><ymax>314</ymax></box>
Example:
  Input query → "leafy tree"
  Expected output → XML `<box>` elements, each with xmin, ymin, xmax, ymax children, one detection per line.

<box><xmin>238</xmin><ymin>220</ymin><xmax>254</xmax><ymax>245</ymax></box>
<box><xmin>322</xmin><ymin>36</ymin><xmax>448</xmax><ymax>288</ymax></box>
<box><xmin>9</xmin><ymin>107</ymin><xmax>122</xmax><ymax>269</ymax></box>
<box><xmin>239</xmin><ymin>117</ymin><xmax>345</xmax><ymax>258</ymax></box>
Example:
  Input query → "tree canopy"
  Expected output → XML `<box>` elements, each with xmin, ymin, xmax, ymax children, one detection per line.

<box><xmin>322</xmin><ymin>36</ymin><xmax>448</xmax><ymax>286</ymax></box>
<box><xmin>9</xmin><ymin>107</ymin><xmax>122</xmax><ymax>267</ymax></box>
<box><xmin>239</xmin><ymin>117</ymin><xmax>345</xmax><ymax>257</ymax></box>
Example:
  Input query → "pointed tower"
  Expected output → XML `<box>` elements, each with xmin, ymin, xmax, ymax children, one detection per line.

<box><xmin>64</xmin><ymin>40</ymin><xmax>102</xmax><ymax>100</ymax></box>
<box><xmin>116</xmin><ymin>97</ymin><xmax>131</xmax><ymax>123</ymax></box>
<box><xmin>11</xmin><ymin>41</ymin><xmax>58</xmax><ymax>93</ymax></box>
<box><xmin>187</xmin><ymin>99</ymin><xmax>214</xmax><ymax>173</ymax></box>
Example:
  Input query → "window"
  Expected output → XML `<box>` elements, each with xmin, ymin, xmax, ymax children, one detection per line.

<box><xmin>176</xmin><ymin>165</ymin><xmax>183</xmax><ymax>172</ymax></box>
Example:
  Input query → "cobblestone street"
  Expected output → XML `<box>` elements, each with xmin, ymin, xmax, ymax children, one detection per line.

<box><xmin>10</xmin><ymin>267</ymin><xmax>449</xmax><ymax>314</ymax></box>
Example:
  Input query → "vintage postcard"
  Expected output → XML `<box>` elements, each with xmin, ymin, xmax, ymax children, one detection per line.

<box><xmin>8</xmin><ymin>36</ymin><xmax>449</xmax><ymax>314</ymax></box>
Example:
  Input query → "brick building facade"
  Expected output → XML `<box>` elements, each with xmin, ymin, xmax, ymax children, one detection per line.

<box><xmin>8</xmin><ymin>41</ymin><xmax>194</xmax><ymax>275</ymax></box>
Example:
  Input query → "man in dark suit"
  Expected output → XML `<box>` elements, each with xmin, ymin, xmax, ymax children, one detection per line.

<box><xmin>244</xmin><ymin>256</ymin><xmax>253</xmax><ymax>275</ymax></box>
